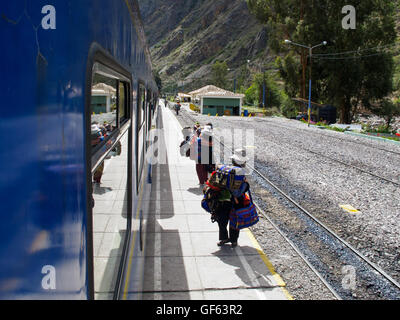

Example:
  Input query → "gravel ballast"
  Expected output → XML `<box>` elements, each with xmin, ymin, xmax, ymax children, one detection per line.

<box><xmin>170</xmin><ymin>104</ymin><xmax>400</xmax><ymax>299</ymax></box>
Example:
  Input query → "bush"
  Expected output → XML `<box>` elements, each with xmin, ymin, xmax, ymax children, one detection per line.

<box><xmin>190</xmin><ymin>103</ymin><xmax>200</xmax><ymax>113</ymax></box>
<box><xmin>280</xmin><ymin>95</ymin><xmax>297</xmax><ymax>118</ymax></box>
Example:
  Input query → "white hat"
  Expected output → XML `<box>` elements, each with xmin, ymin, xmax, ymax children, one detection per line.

<box><xmin>230</xmin><ymin>148</ymin><xmax>249</xmax><ymax>165</ymax></box>
<box><xmin>91</xmin><ymin>124</ymin><xmax>101</xmax><ymax>134</ymax></box>
<box><xmin>201</xmin><ymin>125</ymin><xmax>213</xmax><ymax>136</ymax></box>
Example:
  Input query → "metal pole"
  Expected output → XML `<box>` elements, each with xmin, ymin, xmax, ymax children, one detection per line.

<box><xmin>285</xmin><ymin>40</ymin><xmax>326</xmax><ymax>128</ymax></box>
<box><xmin>263</xmin><ymin>81</ymin><xmax>266</xmax><ymax>109</ymax></box>
<box><xmin>308</xmin><ymin>47</ymin><xmax>312</xmax><ymax>127</ymax></box>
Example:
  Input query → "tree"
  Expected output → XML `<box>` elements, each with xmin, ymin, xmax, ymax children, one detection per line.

<box><xmin>371</xmin><ymin>99</ymin><xmax>400</xmax><ymax>131</ymax></box>
<box><xmin>253</xmin><ymin>72</ymin><xmax>281</xmax><ymax>109</ymax></box>
<box><xmin>247</xmin><ymin>0</ymin><xmax>398</xmax><ymax>123</ymax></box>
<box><xmin>245</xmin><ymin>72</ymin><xmax>282</xmax><ymax>109</ymax></box>
<box><xmin>245</xmin><ymin>84</ymin><xmax>258</xmax><ymax>105</ymax></box>
<box><xmin>212</xmin><ymin>61</ymin><xmax>228</xmax><ymax>88</ymax></box>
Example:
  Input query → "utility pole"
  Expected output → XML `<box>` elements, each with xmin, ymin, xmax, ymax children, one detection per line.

<box><xmin>285</xmin><ymin>39</ymin><xmax>327</xmax><ymax>127</ymax></box>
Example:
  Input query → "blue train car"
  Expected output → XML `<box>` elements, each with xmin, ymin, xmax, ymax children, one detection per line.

<box><xmin>0</xmin><ymin>0</ymin><xmax>158</xmax><ymax>299</ymax></box>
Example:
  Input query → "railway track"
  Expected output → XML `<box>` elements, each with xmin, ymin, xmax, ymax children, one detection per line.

<box><xmin>223</xmin><ymin>117</ymin><xmax>400</xmax><ymax>186</ymax></box>
<box><xmin>178</xmin><ymin>108</ymin><xmax>400</xmax><ymax>299</ymax></box>
<box><xmin>249</xmin><ymin>165</ymin><xmax>400</xmax><ymax>300</ymax></box>
<box><xmin>253</xmin><ymin>118</ymin><xmax>400</xmax><ymax>157</ymax></box>
<box><xmin>256</xmin><ymin>128</ymin><xmax>400</xmax><ymax>187</ymax></box>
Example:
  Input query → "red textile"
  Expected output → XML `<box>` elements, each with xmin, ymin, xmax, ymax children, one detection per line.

<box><xmin>196</xmin><ymin>164</ymin><xmax>209</xmax><ymax>184</ymax></box>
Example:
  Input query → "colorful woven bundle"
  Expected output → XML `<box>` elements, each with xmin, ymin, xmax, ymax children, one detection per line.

<box><xmin>229</xmin><ymin>203</ymin><xmax>259</xmax><ymax>230</ymax></box>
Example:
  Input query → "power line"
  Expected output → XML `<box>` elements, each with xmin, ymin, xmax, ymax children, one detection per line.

<box><xmin>312</xmin><ymin>48</ymin><xmax>400</xmax><ymax>60</ymax></box>
<box><xmin>312</xmin><ymin>43</ymin><xmax>400</xmax><ymax>57</ymax></box>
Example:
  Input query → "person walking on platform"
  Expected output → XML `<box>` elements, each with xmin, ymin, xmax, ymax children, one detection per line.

<box><xmin>174</xmin><ymin>100</ymin><xmax>181</xmax><ymax>115</ymax></box>
<box><xmin>228</xmin><ymin>149</ymin><xmax>251</xmax><ymax>248</ymax></box>
<box><xmin>193</xmin><ymin>121</ymin><xmax>201</xmax><ymax>136</ymax></box>
<box><xmin>190</xmin><ymin>123</ymin><xmax>214</xmax><ymax>186</ymax></box>
<box><xmin>202</xmin><ymin>148</ymin><xmax>251</xmax><ymax>248</ymax></box>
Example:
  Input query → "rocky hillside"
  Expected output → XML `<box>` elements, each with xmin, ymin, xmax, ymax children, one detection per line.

<box><xmin>138</xmin><ymin>0</ymin><xmax>273</xmax><ymax>93</ymax></box>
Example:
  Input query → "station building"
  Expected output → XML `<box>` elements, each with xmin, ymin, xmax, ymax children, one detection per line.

<box><xmin>189</xmin><ymin>85</ymin><xmax>245</xmax><ymax>116</ymax></box>
<box><xmin>91</xmin><ymin>83</ymin><xmax>117</xmax><ymax>114</ymax></box>
<box><xmin>177</xmin><ymin>92</ymin><xmax>192</xmax><ymax>102</ymax></box>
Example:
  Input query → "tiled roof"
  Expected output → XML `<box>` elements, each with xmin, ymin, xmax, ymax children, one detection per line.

<box><xmin>189</xmin><ymin>85</ymin><xmax>244</xmax><ymax>98</ymax></box>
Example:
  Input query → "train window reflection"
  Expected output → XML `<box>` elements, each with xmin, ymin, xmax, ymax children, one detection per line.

<box><xmin>91</xmin><ymin>74</ymin><xmax>118</xmax><ymax>152</ymax></box>
<box><xmin>119</xmin><ymin>82</ymin><xmax>127</xmax><ymax>125</ymax></box>
<box><xmin>138</xmin><ymin>83</ymin><xmax>146</xmax><ymax>129</ymax></box>
<box><xmin>92</xmin><ymin>130</ymin><xmax>129</xmax><ymax>300</ymax></box>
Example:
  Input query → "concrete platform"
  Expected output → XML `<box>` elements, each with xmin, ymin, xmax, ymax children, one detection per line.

<box><xmin>127</xmin><ymin>102</ymin><xmax>292</xmax><ymax>300</ymax></box>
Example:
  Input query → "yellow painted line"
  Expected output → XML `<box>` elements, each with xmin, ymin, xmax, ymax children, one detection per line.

<box><xmin>340</xmin><ymin>204</ymin><xmax>360</xmax><ymax>214</ymax></box>
<box><xmin>245</xmin><ymin>229</ymin><xmax>294</xmax><ymax>300</ymax></box>
<box><xmin>122</xmin><ymin>179</ymin><xmax>146</xmax><ymax>300</ymax></box>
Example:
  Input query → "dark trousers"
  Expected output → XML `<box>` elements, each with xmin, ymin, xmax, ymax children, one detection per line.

<box><xmin>216</xmin><ymin>206</ymin><xmax>240</xmax><ymax>242</ymax></box>
<box><xmin>196</xmin><ymin>164</ymin><xmax>208</xmax><ymax>184</ymax></box>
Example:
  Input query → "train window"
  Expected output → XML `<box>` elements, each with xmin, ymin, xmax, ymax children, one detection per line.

<box><xmin>137</xmin><ymin>83</ymin><xmax>146</xmax><ymax>189</ymax></box>
<box><xmin>138</xmin><ymin>84</ymin><xmax>146</xmax><ymax>129</ymax></box>
<box><xmin>147</xmin><ymin>89</ymin><xmax>152</xmax><ymax>136</ymax></box>
<box><xmin>91</xmin><ymin>130</ymin><xmax>129</xmax><ymax>300</ymax></box>
<box><xmin>118</xmin><ymin>81</ymin><xmax>128</xmax><ymax>125</ymax></box>
<box><xmin>89</xmin><ymin>63</ymin><xmax>132</xmax><ymax>300</ymax></box>
<box><xmin>91</xmin><ymin>73</ymin><xmax>118</xmax><ymax>153</ymax></box>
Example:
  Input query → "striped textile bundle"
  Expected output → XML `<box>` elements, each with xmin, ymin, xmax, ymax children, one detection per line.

<box><xmin>229</xmin><ymin>203</ymin><xmax>259</xmax><ymax>230</ymax></box>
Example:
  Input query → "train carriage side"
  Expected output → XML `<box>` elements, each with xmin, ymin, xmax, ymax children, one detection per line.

<box><xmin>0</xmin><ymin>0</ymin><xmax>158</xmax><ymax>299</ymax></box>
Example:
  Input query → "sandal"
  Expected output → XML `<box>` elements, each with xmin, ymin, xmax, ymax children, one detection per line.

<box><xmin>217</xmin><ymin>239</ymin><xmax>230</xmax><ymax>246</ymax></box>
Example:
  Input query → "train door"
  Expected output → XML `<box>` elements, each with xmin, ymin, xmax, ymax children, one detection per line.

<box><xmin>88</xmin><ymin>62</ymin><xmax>133</xmax><ymax>300</ymax></box>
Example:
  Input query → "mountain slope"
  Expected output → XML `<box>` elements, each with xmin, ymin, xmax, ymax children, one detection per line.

<box><xmin>138</xmin><ymin>0</ymin><xmax>272</xmax><ymax>93</ymax></box>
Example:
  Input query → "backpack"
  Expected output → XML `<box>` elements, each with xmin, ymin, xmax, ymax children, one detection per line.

<box><xmin>201</xmin><ymin>186</ymin><xmax>220</xmax><ymax>214</ymax></box>
<box><xmin>201</xmin><ymin>187</ymin><xmax>232</xmax><ymax>223</ymax></box>
<box><xmin>207</xmin><ymin>165</ymin><xmax>246</xmax><ymax>192</ymax></box>
<box><xmin>179</xmin><ymin>139</ymin><xmax>191</xmax><ymax>157</ymax></box>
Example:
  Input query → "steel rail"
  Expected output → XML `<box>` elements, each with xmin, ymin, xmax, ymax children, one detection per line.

<box><xmin>253</xmin><ymin>118</ymin><xmax>400</xmax><ymax>157</ymax></box>
<box><xmin>230</xmin><ymin>143</ymin><xmax>400</xmax><ymax>292</ymax></box>
<box><xmin>182</xmin><ymin>108</ymin><xmax>400</xmax><ymax>295</ymax></box>
<box><xmin>253</xmin><ymin>201</ymin><xmax>342</xmax><ymax>300</ymax></box>
<box><xmin>249</xmin><ymin>119</ymin><xmax>400</xmax><ymax>186</ymax></box>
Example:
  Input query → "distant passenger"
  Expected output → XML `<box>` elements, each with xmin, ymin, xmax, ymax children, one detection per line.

<box><xmin>174</xmin><ymin>100</ymin><xmax>181</xmax><ymax>115</ymax></box>
<box><xmin>190</xmin><ymin>123</ymin><xmax>214</xmax><ymax>186</ymax></box>
<box><xmin>193</xmin><ymin>121</ymin><xmax>201</xmax><ymax>137</ymax></box>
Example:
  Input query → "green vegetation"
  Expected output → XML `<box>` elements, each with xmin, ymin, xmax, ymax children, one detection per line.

<box><xmin>370</xmin><ymin>99</ymin><xmax>400</xmax><ymax>131</ymax></box>
<box><xmin>312</xmin><ymin>121</ymin><xmax>347</xmax><ymax>132</ymax></box>
<box><xmin>211</xmin><ymin>61</ymin><xmax>229</xmax><ymax>89</ymax></box>
<box><xmin>247</xmin><ymin>0</ymin><xmax>398</xmax><ymax>124</ymax></box>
